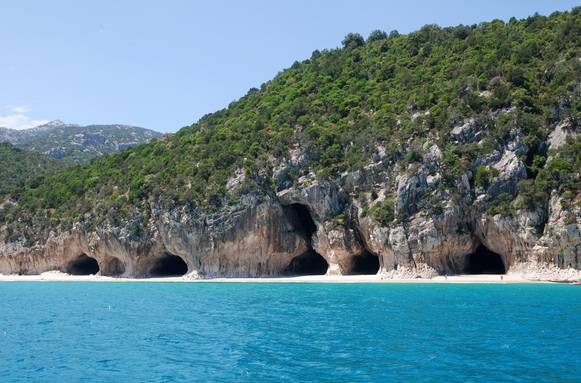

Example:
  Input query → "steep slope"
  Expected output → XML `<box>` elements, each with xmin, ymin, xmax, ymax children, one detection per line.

<box><xmin>0</xmin><ymin>143</ymin><xmax>67</xmax><ymax>198</ymax></box>
<box><xmin>0</xmin><ymin>120</ymin><xmax>163</xmax><ymax>163</ymax></box>
<box><xmin>0</xmin><ymin>9</ymin><xmax>579</xmax><ymax>280</ymax></box>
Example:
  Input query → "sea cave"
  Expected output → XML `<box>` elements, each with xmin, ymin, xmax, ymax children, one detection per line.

<box><xmin>149</xmin><ymin>253</ymin><xmax>188</xmax><ymax>276</ymax></box>
<box><xmin>349</xmin><ymin>250</ymin><xmax>380</xmax><ymax>275</ymax></box>
<box><xmin>464</xmin><ymin>244</ymin><xmax>506</xmax><ymax>274</ymax></box>
<box><xmin>66</xmin><ymin>254</ymin><xmax>100</xmax><ymax>275</ymax></box>
<box><xmin>285</xmin><ymin>250</ymin><xmax>329</xmax><ymax>275</ymax></box>
<box><xmin>283</xmin><ymin>203</ymin><xmax>317</xmax><ymax>240</ymax></box>
<box><xmin>282</xmin><ymin>203</ymin><xmax>329</xmax><ymax>275</ymax></box>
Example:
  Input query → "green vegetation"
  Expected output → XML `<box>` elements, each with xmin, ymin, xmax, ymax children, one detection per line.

<box><xmin>474</xmin><ymin>166</ymin><xmax>499</xmax><ymax>188</ymax></box>
<box><xmin>0</xmin><ymin>143</ymin><xmax>67</xmax><ymax>198</ymax></box>
<box><xmin>1</xmin><ymin>8</ymin><xmax>580</xmax><ymax>239</ymax></box>
<box><xmin>371</xmin><ymin>196</ymin><xmax>396</xmax><ymax>226</ymax></box>
<box><xmin>486</xmin><ymin>193</ymin><xmax>516</xmax><ymax>216</ymax></box>
<box><xmin>518</xmin><ymin>138</ymin><xmax>580</xmax><ymax>210</ymax></box>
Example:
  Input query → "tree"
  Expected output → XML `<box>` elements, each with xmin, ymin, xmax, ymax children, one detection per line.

<box><xmin>367</xmin><ymin>29</ymin><xmax>387</xmax><ymax>42</ymax></box>
<box><xmin>342</xmin><ymin>33</ymin><xmax>365</xmax><ymax>49</ymax></box>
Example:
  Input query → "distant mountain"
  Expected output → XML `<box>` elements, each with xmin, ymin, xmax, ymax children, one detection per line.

<box><xmin>0</xmin><ymin>142</ymin><xmax>67</xmax><ymax>198</ymax></box>
<box><xmin>0</xmin><ymin>120</ymin><xmax>163</xmax><ymax>163</ymax></box>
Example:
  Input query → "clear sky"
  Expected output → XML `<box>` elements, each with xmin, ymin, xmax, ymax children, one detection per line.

<box><xmin>0</xmin><ymin>0</ymin><xmax>578</xmax><ymax>133</ymax></box>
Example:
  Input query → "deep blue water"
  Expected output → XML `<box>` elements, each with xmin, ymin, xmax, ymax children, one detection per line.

<box><xmin>0</xmin><ymin>283</ymin><xmax>579</xmax><ymax>382</ymax></box>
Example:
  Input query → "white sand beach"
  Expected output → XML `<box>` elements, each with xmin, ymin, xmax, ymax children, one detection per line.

<box><xmin>0</xmin><ymin>271</ymin><xmax>565</xmax><ymax>283</ymax></box>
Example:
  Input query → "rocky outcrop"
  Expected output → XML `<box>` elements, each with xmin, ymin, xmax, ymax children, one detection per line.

<box><xmin>548</xmin><ymin>119</ymin><xmax>577</xmax><ymax>151</ymax></box>
<box><xmin>0</xmin><ymin>180</ymin><xmax>579</xmax><ymax>281</ymax></box>
<box><xmin>533</xmin><ymin>192</ymin><xmax>580</xmax><ymax>269</ymax></box>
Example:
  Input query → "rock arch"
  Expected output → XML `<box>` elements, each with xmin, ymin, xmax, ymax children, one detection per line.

<box><xmin>65</xmin><ymin>254</ymin><xmax>100</xmax><ymax>275</ymax></box>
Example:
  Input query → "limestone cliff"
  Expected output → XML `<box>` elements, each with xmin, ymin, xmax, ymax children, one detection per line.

<box><xmin>0</xmin><ymin>116</ymin><xmax>578</xmax><ymax>281</ymax></box>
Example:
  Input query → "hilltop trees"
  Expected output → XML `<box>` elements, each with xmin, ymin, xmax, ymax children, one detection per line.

<box><xmin>367</xmin><ymin>29</ymin><xmax>387</xmax><ymax>42</ymax></box>
<box><xmin>342</xmin><ymin>32</ymin><xmax>365</xmax><ymax>49</ymax></box>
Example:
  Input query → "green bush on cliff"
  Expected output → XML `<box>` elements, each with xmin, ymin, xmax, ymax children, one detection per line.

<box><xmin>536</xmin><ymin>139</ymin><xmax>580</xmax><ymax>198</ymax></box>
<box><xmin>371</xmin><ymin>196</ymin><xmax>396</xmax><ymax>226</ymax></box>
<box><xmin>475</xmin><ymin>166</ymin><xmax>499</xmax><ymax>188</ymax></box>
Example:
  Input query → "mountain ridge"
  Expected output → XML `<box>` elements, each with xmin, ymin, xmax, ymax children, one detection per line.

<box><xmin>0</xmin><ymin>120</ymin><xmax>163</xmax><ymax>163</ymax></box>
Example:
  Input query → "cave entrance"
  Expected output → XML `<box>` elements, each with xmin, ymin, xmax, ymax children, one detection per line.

<box><xmin>465</xmin><ymin>244</ymin><xmax>506</xmax><ymax>274</ymax></box>
<box><xmin>282</xmin><ymin>203</ymin><xmax>328</xmax><ymax>275</ymax></box>
<box><xmin>350</xmin><ymin>250</ymin><xmax>380</xmax><ymax>275</ymax></box>
<box><xmin>285</xmin><ymin>250</ymin><xmax>329</xmax><ymax>275</ymax></box>
<box><xmin>66</xmin><ymin>254</ymin><xmax>100</xmax><ymax>275</ymax></box>
<box><xmin>283</xmin><ymin>203</ymin><xmax>317</xmax><ymax>240</ymax></box>
<box><xmin>106</xmin><ymin>257</ymin><xmax>125</xmax><ymax>276</ymax></box>
<box><xmin>149</xmin><ymin>253</ymin><xmax>188</xmax><ymax>276</ymax></box>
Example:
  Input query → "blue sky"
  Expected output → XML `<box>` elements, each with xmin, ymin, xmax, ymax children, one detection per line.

<box><xmin>0</xmin><ymin>0</ymin><xmax>578</xmax><ymax>133</ymax></box>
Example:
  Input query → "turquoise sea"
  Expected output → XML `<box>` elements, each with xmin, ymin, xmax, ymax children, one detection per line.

<box><xmin>0</xmin><ymin>282</ymin><xmax>579</xmax><ymax>382</ymax></box>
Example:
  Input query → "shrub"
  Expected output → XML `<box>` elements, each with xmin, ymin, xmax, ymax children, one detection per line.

<box><xmin>474</xmin><ymin>166</ymin><xmax>499</xmax><ymax>188</ymax></box>
<box><xmin>405</xmin><ymin>150</ymin><xmax>423</xmax><ymax>163</ymax></box>
<box><xmin>371</xmin><ymin>196</ymin><xmax>396</xmax><ymax>226</ymax></box>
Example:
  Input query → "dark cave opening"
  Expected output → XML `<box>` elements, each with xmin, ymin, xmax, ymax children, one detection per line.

<box><xmin>107</xmin><ymin>257</ymin><xmax>125</xmax><ymax>276</ymax></box>
<box><xmin>283</xmin><ymin>203</ymin><xmax>317</xmax><ymax>241</ymax></box>
<box><xmin>350</xmin><ymin>250</ymin><xmax>380</xmax><ymax>275</ymax></box>
<box><xmin>285</xmin><ymin>250</ymin><xmax>329</xmax><ymax>275</ymax></box>
<box><xmin>465</xmin><ymin>244</ymin><xmax>506</xmax><ymax>274</ymax></box>
<box><xmin>282</xmin><ymin>203</ymin><xmax>328</xmax><ymax>275</ymax></box>
<box><xmin>66</xmin><ymin>254</ymin><xmax>100</xmax><ymax>275</ymax></box>
<box><xmin>149</xmin><ymin>253</ymin><xmax>188</xmax><ymax>276</ymax></box>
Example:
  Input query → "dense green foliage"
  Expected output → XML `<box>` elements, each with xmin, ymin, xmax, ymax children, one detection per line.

<box><xmin>0</xmin><ymin>143</ymin><xmax>67</xmax><ymax>198</ymax></box>
<box><xmin>518</xmin><ymin>138</ymin><xmax>580</xmax><ymax>210</ymax></box>
<box><xmin>475</xmin><ymin>166</ymin><xmax>499</xmax><ymax>188</ymax></box>
<box><xmin>1</xmin><ymin>8</ymin><xmax>580</xmax><ymax>238</ymax></box>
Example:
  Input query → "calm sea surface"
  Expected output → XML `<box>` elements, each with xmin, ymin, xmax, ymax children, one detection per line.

<box><xmin>0</xmin><ymin>282</ymin><xmax>579</xmax><ymax>382</ymax></box>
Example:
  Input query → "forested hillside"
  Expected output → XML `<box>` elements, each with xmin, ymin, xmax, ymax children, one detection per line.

<box><xmin>0</xmin><ymin>143</ymin><xmax>67</xmax><ymax>198</ymax></box>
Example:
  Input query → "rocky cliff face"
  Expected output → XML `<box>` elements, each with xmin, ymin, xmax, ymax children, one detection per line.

<box><xmin>0</xmin><ymin>115</ymin><xmax>578</xmax><ymax>281</ymax></box>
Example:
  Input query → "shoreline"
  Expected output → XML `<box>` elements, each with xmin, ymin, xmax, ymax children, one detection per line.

<box><xmin>0</xmin><ymin>271</ymin><xmax>571</xmax><ymax>284</ymax></box>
